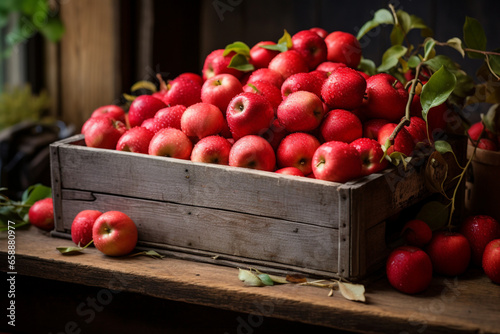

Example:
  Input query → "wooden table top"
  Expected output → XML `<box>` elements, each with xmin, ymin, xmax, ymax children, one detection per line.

<box><xmin>1</xmin><ymin>227</ymin><xmax>499</xmax><ymax>334</ymax></box>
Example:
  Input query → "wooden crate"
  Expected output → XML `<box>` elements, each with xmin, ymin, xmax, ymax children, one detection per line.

<box><xmin>50</xmin><ymin>134</ymin><xmax>465</xmax><ymax>280</ymax></box>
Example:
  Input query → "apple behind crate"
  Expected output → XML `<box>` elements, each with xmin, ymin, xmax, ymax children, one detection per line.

<box><xmin>50</xmin><ymin>135</ymin><xmax>465</xmax><ymax>280</ymax></box>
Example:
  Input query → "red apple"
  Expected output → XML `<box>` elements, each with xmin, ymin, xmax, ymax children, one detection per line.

<box><xmin>405</xmin><ymin>116</ymin><xmax>428</xmax><ymax>145</ymax></box>
<box><xmin>268</xmin><ymin>50</ymin><xmax>308</xmax><ymax>80</ymax></box>
<box><xmin>362</xmin><ymin>118</ymin><xmax>389</xmax><ymax>140</ymax></box>
<box><xmin>226</xmin><ymin>92</ymin><xmax>274</xmax><ymax>140</ymax></box>
<box><xmin>483</xmin><ymin>239</ymin><xmax>500</xmax><ymax>283</ymax></box>
<box><xmin>364</xmin><ymin>73</ymin><xmax>409</xmax><ymax>122</ymax></box>
<box><xmin>261</xmin><ymin>118</ymin><xmax>289</xmax><ymax>152</ymax></box>
<box><xmin>246</xmin><ymin>68</ymin><xmax>284</xmax><ymax>88</ymax></box>
<box><xmin>91</xmin><ymin>105</ymin><xmax>126</xmax><ymax>123</ymax></box>
<box><xmin>116</xmin><ymin>127</ymin><xmax>155</xmax><ymax>154</ymax></box>
<box><xmin>175</xmin><ymin>72</ymin><xmax>203</xmax><ymax>86</ymax></box>
<box><xmin>162</xmin><ymin>76</ymin><xmax>202</xmax><ymax>108</ymax></box>
<box><xmin>281</xmin><ymin>72</ymin><xmax>324</xmax><ymax>99</ymax></box>
<box><xmin>243</xmin><ymin>80</ymin><xmax>282</xmax><ymax>112</ymax></box>
<box><xmin>386</xmin><ymin>246</ymin><xmax>433</xmax><ymax>294</ymax></box>
<box><xmin>150</xmin><ymin>105</ymin><xmax>187</xmax><ymax>132</ymax></box>
<box><xmin>315</xmin><ymin>61</ymin><xmax>347</xmax><ymax>74</ymax></box>
<box><xmin>229</xmin><ymin>135</ymin><xmax>276</xmax><ymax>172</ymax></box>
<box><xmin>291</xmin><ymin>30</ymin><xmax>328</xmax><ymax>70</ymax></box>
<box><xmin>202</xmin><ymin>49</ymin><xmax>244</xmax><ymax>80</ymax></box>
<box><xmin>71</xmin><ymin>210</ymin><xmax>103</xmax><ymax>246</ymax></box>
<box><xmin>377</xmin><ymin>123</ymin><xmax>415</xmax><ymax>156</ymax></box>
<box><xmin>478</xmin><ymin>138</ymin><xmax>498</xmax><ymax>151</ymax></box>
<box><xmin>275</xmin><ymin>167</ymin><xmax>305</xmax><ymax>176</ymax></box>
<box><xmin>28</xmin><ymin>198</ymin><xmax>54</xmax><ymax>231</ymax></box>
<box><xmin>277</xmin><ymin>91</ymin><xmax>325</xmax><ymax>132</ymax></box>
<box><xmin>180</xmin><ymin>102</ymin><xmax>225</xmax><ymax>141</ymax></box>
<box><xmin>249</xmin><ymin>41</ymin><xmax>280</xmax><ymax>69</ymax></box>
<box><xmin>277</xmin><ymin>132</ymin><xmax>320</xmax><ymax>176</ymax></box>
<box><xmin>350</xmin><ymin>137</ymin><xmax>388</xmax><ymax>176</ymax></box>
<box><xmin>128</xmin><ymin>95</ymin><xmax>167</xmax><ymax>128</ymax></box>
<box><xmin>83</xmin><ymin>116</ymin><xmax>127</xmax><ymax>149</ymax></box>
<box><xmin>312</xmin><ymin>141</ymin><xmax>362</xmax><ymax>183</ymax></box>
<box><xmin>426</xmin><ymin>231</ymin><xmax>471</xmax><ymax>276</ymax></box>
<box><xmin>400</xmin><ymin>219</ymin><xmax>432</xmax><ymax>248</ymax></box>
<box><xmin>190</xmin><ymin>135</ymin><xmax>232</xmax><ymax>165</ymax></box>
<box><xmin>92</xmin><ymin>211</ymin><xmax>138</xmax><ymax>256</ymax></box>
<box><xmin>320</xmin><ymin>109</ymin><xmax>362</xmax><ymax>143</ymax></box>
<box><xmin>460</xmin><ymin>215</ymin><xmax>500</xmax><ymax>266</ymax></box>
<box><xmin>148</xmin><ymin>128</ymin><xmax>193</xmax><ymax>160</ymax></box>
<box><xmin>201</xmin><ymin>73</ymin><xmax>243</xmax><ymax>114</ymax></box>
<box><xmin>324</xmin><ymin>31</ymin><xmax>362</xmax><ymax>68</ymax></box>
<box><xmin>321</xmin><ymin>67</ymin><xmax>366</xmax><ymax>110</ymax></box>
<box><xmin>309</xmin><ymin>27</ymin><xmax>328</xmax><ymax>39</ymax></box>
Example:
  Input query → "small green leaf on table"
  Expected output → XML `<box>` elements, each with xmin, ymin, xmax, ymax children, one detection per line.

<box><xmin>129</xmin><ymin>250</ymin><xmax>165</xmax><ymax>259</ymax></box>
<box><xmin>57</xmin><ymin>240</ymin><xmax>94</xmax><ymax>255</ymax></box>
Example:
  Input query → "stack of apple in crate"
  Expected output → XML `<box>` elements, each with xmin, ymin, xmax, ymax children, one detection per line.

<box><xmin>43</xmin><ymin>23</ymin><xmax>500</xmax><ymax>293</ymax></box>
<box><xmin>83</xmin><ymin>29</ymin><xmax>441</xmax><ymax>182</ymax></box>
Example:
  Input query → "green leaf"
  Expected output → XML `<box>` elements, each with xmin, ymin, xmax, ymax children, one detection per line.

<box><xmin>267</xmin><ymin>274</ymin><xmax>290</xmax><ymax>284</ymax></box>
<box><xmin>227</xmin><ymin>53</ymin><xmax>254</xmax><ymax>72</ymax></box>
<box><xmin>131</xmin><ymin>81</ymin><xmax>157</xmax><ymax>93</ymax></box>
<box><xmin>416</xmin><ymin>201</ymin><xmax>449</xmax><ymax>231</ymax></box>
<box><xmin>246</xmin><ymin>83</ymin><xmax>259</xmax><ymax>94</ymax></box>
<box><xmin>39</xmin><ymin>16</ymin><xmax>65</xmax><ymax>42</ymax></box>
<box><xmin>357</xmin><ymin>58</ymin><xmax>376</xmax><ymax>76</ymax></box>
<box><xmin>377</xmin><ymin>45</ymin><xmax>407</xmax><ymax>72</ymax></box>
<box><xmin>22</xmin><ymin>184</ymin><xmax>51</xmax><ymax>206</ymax></box>
<box><xmin>259</xmin><ymin>42</ymin><xmax>288</xmax><ymax>53</ymax></box>
<box><xmin>446</xmin><ymin>37</ymin><xmax>466</xmax><ymax>57</ymax></box>
<box><xmin>407</xmin><ymin>55</ymin><xmax>421</xmax><ymax>69</ymax></box>
<box><xmin>223</xmin><ymin>41</ymin><xmax>250</xmax><ymax>57</ymax></box>
<box><xmin>129</xmin><ymin>250</ymin><xmax>165</xmax><ymax>259</ymax></box>
<box><xmin>57</xmin><ymin>240</ymin><xmax>93</xmax><ymax>255</ymax></box>
<box><xmin>420</xmin><ymin>66</ymin><xmax>456</xmax><ymax>121</ymax></box>
<box><xmin>257</xmin><ymin>274</ymin><xmax>274</xmax><ymax>286</ymax></box>
<box><xmin>434</xmin><ymin>140</ymin><xmax>454</xmax><ymax>155</ymax></box>
<box><xmin>463</xmin><ymin>16</ymin><xmax>487</xmax><ymax>59</ymax></box>
<box><xmin>424</xmin><ymin>55</ymin><xmax>458</xmax><ymax>72</ymax></box>
<box><xmin>390</xmin><ymin>10</ymin><xmax>411</xmax><ymax>46</ymax></box>
<box><xmin>356</xmin><ymin>8</ymin><xmax>393</xmax><ymax>40</ymax></box>
<box><xmin>338</xmin><ymin>281</ymin><xmax>366</xmax><ymax>302</ymax></box>
<box><xmin>488</xmin><ymin>53</ymin><xmax>500</xmax><ymax>77</ymax></box>
<box><xmin>277</xmin><ymin>29</ymin><xmax>292</xmax><ymax>49</ymax></box>
<box><xmin>481</xmin><ymin>103</ymin><xmax>499</xmax><ymax>134</ymax></box>
<box><xmin>424</xmin><ymin>38</ymin><xmax>436</xmax><ymax>60</ymax></box>
<box><xmin>410</xmin><ymin>14</ymin><xmax>433</xmax><ymax>37</ymax></box>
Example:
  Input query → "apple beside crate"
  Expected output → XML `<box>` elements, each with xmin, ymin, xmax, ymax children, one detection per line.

<box><xmin>49</xmin><ymin>134</ymin><xmax>465</xmax><ymax>280</ymax></box>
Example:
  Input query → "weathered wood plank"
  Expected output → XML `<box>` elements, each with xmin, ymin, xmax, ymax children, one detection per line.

<box><xmin>60</xmin><ymin>191</ymin><xmax>339</xmax><ymax>273</ymax></box>
<box><xmin>2</xmin><ymin>228</ymin><xmax>499</xmax><ymax>334</ymax></box>
<box><xmin>55</xmin><ymin>138</ymin><xmax>342</xmax><ymax>228</ymax></box>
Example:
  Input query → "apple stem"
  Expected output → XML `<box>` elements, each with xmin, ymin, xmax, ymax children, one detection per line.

<box><xmin>156</xmin><ymin>73</ymin><xmax>169</xmax><ymax>92</ymax></box>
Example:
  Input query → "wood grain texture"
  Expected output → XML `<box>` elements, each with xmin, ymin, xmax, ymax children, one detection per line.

<box><xmin>59</xmin><ymin>0</ymin><xmax>121</xmax><ymax>130</ymax></box>
<box><xmin>1</xmin><ymin>228</ymin><xmax>499</xmax><ymax>334</ymax></box>
<box><xmin>60</xmin><ymin>190</ymin><xmax>339</xmax><ymax>273</ymax></box>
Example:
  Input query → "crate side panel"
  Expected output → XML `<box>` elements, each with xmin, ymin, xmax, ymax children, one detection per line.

<box><xmin>57</xmin><ymin>144</ymin><xmax>342</xmax><ymax>228</ymax></box>
<box><xmin>60</xmin><ymin>191</ymin><xmax>339</xmax><ymax>273</ymax></box>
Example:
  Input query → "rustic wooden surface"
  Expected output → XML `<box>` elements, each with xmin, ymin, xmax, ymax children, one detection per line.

<box><xmin>1</xmin><ymin>227</ymin><xmax>499</xmax><ymax>334</ymax></box>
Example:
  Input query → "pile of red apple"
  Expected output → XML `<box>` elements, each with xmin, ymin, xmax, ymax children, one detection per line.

<box><xmin>81</xmin><ymin>28</ymin><xmax>449</xmax><ymax>183</ymax></box>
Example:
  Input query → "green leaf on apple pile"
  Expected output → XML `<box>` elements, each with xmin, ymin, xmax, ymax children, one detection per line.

<box><xmin>481</xmin><ymin>103</ymin><xmax>499</xmax><ymax>134</ymax></box>
<box><xmin>420</xmin><ymin>65</ymin><xmax>456</xmax><ymax>121</ymax></box>
<box><xmin>407</xmin><ymin>55</ymin><xmax>421</xmax><ymax>69</ymax></box>
<box><xmin>356</xmin><ymin>8</ymin><xmax>393</xmax><ymax>40</ymax></box>
<box><xmin>223</xmin><ymin>41</ymin><xmax>251</xmax><ymax>57</ymax></box>
<box><xmin>377</xmin><ymin>45</ymin><xmax>407</xmax><ymax>72</ymax></box>
<box><xmin>463</xmin><ymin>16</ymin><xmax>487</xmax><ymax>59</ymax></box>
<box><xmin>260</xmin><ymin>29</ymin><xmax>292</xmax><ymax>53</ymax></box>
<box><xmin>358</xmin><ymin>58</ymin><xmax>377</xmax><ymax>76</ymax></box>
<box><xmin>227</xmin><ymin>53</ymin><xmax>254</xmax><ymax>72</ymax></box>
